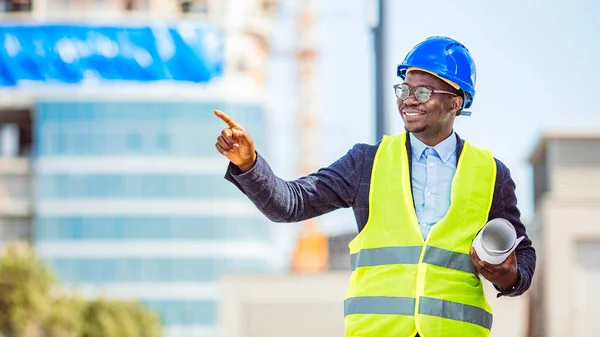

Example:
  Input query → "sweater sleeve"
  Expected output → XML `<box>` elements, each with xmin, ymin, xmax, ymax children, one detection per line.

<box><xmin>223</xmin><ymin>144</ymin><xmax>366</xmax><ymax>223</ymax></box>
<box><xmin>489</xmin><ymin>159</ymin><xmax>537</xmax><ymax>297</ymax></box>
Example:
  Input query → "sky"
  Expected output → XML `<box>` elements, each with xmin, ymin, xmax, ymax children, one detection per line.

<box><xmin>383</xmin><ymin>0</ymin><xmax>600</xmax><ymax>221</ymax></box>
<box><xmin>263</xmin><ymin>0</ymin><xmax>600</xmax><ymax>263</ymax></box>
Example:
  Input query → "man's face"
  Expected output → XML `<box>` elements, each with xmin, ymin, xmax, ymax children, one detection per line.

<box><xmin>397</xmin><ymin>71</ymin><xmax>461</xmax><ymax>137</ymax></box>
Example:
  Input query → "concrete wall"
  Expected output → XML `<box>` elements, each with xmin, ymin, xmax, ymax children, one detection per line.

<box><xmin>219</xmin><ymin>272</ymin><xmax>529</xmax><ymax>337</ymax></box>
<box><xmin>537</xmin><ymin>194</ymin><xmax>600</xmax><ymax>337</ymax></box>
<box><xmin>220</xmin><ymin>272</ymin><xmax>348</xmax><ymax>337</ymax></box>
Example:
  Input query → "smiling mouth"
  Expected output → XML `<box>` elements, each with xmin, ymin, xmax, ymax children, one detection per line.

<box><xmin>403</xmin><ymin>111</ymin><xmax>426</xmax><ymax>116</ymax></box>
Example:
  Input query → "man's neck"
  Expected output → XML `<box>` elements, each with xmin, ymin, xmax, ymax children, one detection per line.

<box><xmin>412</xmin><ymin>130</ymin><xmax>453</xmax><ymax>147</ymax></box>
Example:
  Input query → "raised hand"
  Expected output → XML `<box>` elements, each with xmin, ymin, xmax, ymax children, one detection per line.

<box><xmin>214</xmin><ymin>110</ymin><xmax>257</xmax><ymax>173</ymax></box>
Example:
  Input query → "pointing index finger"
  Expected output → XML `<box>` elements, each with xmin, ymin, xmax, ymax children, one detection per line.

<box><xmin>214</xmin><ymin>110</ymin><xmax>242</xmax><ymax>129</ymax></box>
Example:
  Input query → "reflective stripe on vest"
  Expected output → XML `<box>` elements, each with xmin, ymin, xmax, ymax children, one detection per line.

<box><xmin>344</xmin><ymin>296</ymin><xmax>492</xmax><ymax>330</ymax></box>
<box><xmin>350</xmin><ymin>245</ymin><xmax>476</xmax><ymax>274</ymax></box>
<box><xmin>343</xmin><ymin>133</ymin><xmax>496</xmax><ymax>337</ymax></box>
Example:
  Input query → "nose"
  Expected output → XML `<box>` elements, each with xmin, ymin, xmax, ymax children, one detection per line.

<box><xmin>402</xmin><ymin>94</ymin><xmax>420</xmax><ymax>106</ymax></box>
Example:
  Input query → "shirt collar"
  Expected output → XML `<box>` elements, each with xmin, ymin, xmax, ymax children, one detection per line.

<box><xmin>409</xmin><ymin>131</ymin><xmax>457</xmax><ymax>164</ymax></box>
<box><xmin>409</xmin><ymin>132</ymin><xmax>429</xmax><ymax>161</ymax></box>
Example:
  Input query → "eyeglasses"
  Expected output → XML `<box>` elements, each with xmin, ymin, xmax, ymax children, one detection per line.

<box><xmin>393</xmin><ymin>83</ymin><xmax>458</xmax><ymax>103</ymax></box>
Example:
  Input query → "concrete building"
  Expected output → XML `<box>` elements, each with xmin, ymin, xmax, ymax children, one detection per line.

<box><xmin>0</xmin><ymin>125</ymin><xmax>32</xmax><ymax>249</ymax></box>
<box><xmin>526</xmin><ymin>132</ymin><xmax>600</xmax><ymax>337</ymax></box>
<box><xmin>31</xmin><ymin>89</ymin><xmax>276</xmax><ymax>337</ymax></box>
<box><xmin>0</xmin><ymin>1</ymin><xmax>280</xmax><ymax>336</ymax></box>
<box><xmin>0</xmin><ymin>0</ymin><xmax>278</xmax><ymax>87</ymax></box>
<box><xmin>220</xmin><ymin>272</ymin><xmax>349</xmax><ymax>337</ymax></box>
<box><xmin>0</xmin><ymin>97</ymin><xmax>33</xmax><ymax>248</ymax></box>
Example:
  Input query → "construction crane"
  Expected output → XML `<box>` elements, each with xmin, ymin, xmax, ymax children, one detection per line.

<box><xmin>290</xmin><ymin>0</ymin><xmax>329</xmax><ymax>274</ymax></box>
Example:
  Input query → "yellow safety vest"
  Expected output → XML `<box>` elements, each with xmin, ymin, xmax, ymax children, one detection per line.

<box><xmin>344</xmin><ymin>132</ymin><xmax>496</xmax><ymax>337</ymax></box>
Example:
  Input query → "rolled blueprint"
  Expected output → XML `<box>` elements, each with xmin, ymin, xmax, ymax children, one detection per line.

<box><xmin>472</xmin><ymin>218</ymin><xmax>525</xmax><ymax>265</ymax></box>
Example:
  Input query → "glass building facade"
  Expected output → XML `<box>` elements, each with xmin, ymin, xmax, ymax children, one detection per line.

<box><xmin>33</xmin><ymin>100</ymin><xmax>274</xmax><ymax>336</ymax></box>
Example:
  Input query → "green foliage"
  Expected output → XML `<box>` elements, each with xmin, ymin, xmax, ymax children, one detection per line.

<box><xmin>81</xmin><ymin>298</ymin><xmax>162</xmax><ymax>337</ymax></box>
<box><xmin>0</xmin><ymin>242</ymin><xmax>54</xmax><ymax>337</ymax></box>
<box><xmin>41</xmin><ymin>291</ymin><xmax>85</xmax><ymax>337</ymax></box>
<box><xmin>0</xmin><ymin>242</ymin><xmax>162</xmax><ymax>337</ymax></box>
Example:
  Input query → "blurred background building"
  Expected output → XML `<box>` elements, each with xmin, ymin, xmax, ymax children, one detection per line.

<box><xmin>0</xmin><ymin>122</ymin><xmax>31</xmax><ymax>248</ymax></box>
<box><xmin>0</xmin><ymin>0</ymin><xmax>281</xmax><ymax>336</ymax></box>
<box><xmin>526</xmin><ymin>132</ymin><xmax>600</xmax><ymax>337</ymax></box>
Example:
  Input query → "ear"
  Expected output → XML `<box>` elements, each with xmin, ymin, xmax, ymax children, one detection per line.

<box><xmin>450</xmin><ymin>96</ymin><xmax>463</xmax><ymax>115</ymax></box>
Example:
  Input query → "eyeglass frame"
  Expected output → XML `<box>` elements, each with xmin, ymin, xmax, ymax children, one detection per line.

<box><xmin>393</xmin><ymin>83</ymin><xmax>459</xmax><ymax>103</ymax></box>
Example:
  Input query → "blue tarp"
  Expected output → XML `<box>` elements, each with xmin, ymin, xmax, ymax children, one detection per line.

<box><xmin>0</xmin><ymin>23</ymin><xmax>224</xmax><ymax>86</ymax></box>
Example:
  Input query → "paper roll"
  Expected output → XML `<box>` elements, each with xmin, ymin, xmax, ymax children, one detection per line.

<box><xmin>472</xmin><ymin>218</ymin><xmax>524</xmax><ymax>265</ymax></box>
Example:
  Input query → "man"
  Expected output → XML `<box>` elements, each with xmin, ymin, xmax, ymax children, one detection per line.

<box><xmin>213</xmin><ymin>36</ymin><xmax>536</xmax><ymax>337</ymax></box>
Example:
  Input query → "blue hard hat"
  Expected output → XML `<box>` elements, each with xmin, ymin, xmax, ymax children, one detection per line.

<box><xmin>397</xmin><ymin>36</ymin><xmax>477</xmax><ymax>109</ymax></box>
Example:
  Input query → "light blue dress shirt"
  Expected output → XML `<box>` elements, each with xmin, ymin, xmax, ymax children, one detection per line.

<box><xmin>409</xmin><ymin>132</ymin><xmax>458</xmax><ymax>239</ymax></box>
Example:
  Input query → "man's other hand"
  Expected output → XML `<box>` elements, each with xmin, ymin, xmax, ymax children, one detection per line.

<box><xmin>470</xmin><ymin>246</ymin><xmax>519</xmax><ymax>290</ymax></box>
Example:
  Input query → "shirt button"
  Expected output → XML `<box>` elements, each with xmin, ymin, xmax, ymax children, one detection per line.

<box><xmin>426</xmin><ymin>192</ymin><xmax>431</xmax><ymax>196</ymax></box>
<box><xmin>429</xmin><ymin>162</ymin><xmax>435</xmax><ymax>167</ymax></box>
